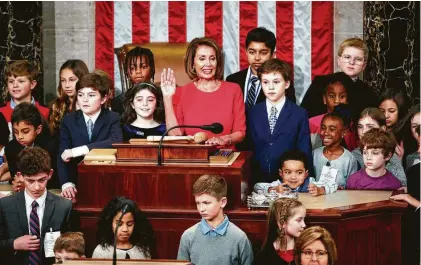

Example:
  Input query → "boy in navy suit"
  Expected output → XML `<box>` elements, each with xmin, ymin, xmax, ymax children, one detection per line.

<box><xmin>58</xmin><ymin>73</ymin><xmax>122</xmax><ymax>202</ymax></box>
<box><xmin>248</xmin><ymin>59</ymin><xmax>312</xmax><ymax>184</ymax></box>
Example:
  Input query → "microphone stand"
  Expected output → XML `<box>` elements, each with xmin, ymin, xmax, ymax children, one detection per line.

<box><xmin>113</xmin><ymin>205</ymin><xmax>128</xmax><ymax>265</ymax></box>
<box><xmin>158</xmin><ymin>125</ymin><xmax>204</xmax><ymax>166</ymax></box>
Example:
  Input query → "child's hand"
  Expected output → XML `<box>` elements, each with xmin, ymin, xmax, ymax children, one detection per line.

<box><xmin>390</xmin><ymin>193</ymin><xmax>411</xmax><ymax>203</ymax></box>
<box><xmin>398</xmin><ymin>186</ymin><xmax>408</xmax><ymax>193</ymax></box>
<box><xmin>61</xmin><ymin>149</ymin><xmax>73</xmax><ymax>162</ymax></box>
<box><xmin>12</xmin><ymin>175</ymin><xmax>24</xmax><ymax>192</ymax></box>
<box><xmin>61</xmin><ymin>186</ymin><xmax>77</xmax><ymax>200</ymax></box>
<box><xmin>308</xmin><ymin>184</ymin><xmax>325</xmax><ymax>197</ymax></box>
<box><xmin>395</xmin><ymin>140</ymin><xmax>404</xmax><ymax>160</ymax></box>
<box><xmin>161</xmin><ymin>68</ymin><xmax>176</xmax><ymax>97</ymax></box>
<box><xmin>274</xmin><ymin>183</ymin><xmax>291</xmax><ymax>194</ymax></box>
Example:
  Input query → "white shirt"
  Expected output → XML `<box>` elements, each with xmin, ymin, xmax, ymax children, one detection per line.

<box><xmin>243</xmin><ymin>67</ymin><xmax>261</xmax><ymax>104</ymax></box>
<box><xmin>24</xmin><ymin>189</ymin><xmax>47</xmax><ymax>234</ymax></box>
<box><xmin>265</xmin><ymin>96</ymin><xmax>285</xmax><ymax>121</ymax></box>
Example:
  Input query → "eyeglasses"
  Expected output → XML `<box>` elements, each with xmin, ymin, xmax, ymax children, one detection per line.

<box><xmin>301</xmin><ymin>250</ymin><xmax>328</xmax><ymax>259</ymax></box>
<box><xmin>340</xmin><ymin>54</ymin><xmax>365</xmax><ymax>65</ymax></box>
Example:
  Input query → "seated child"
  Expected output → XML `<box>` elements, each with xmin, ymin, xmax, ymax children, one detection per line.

<box><xmin>121</xmin><ymin>83</ymin><xmax>167</xmax><ymax>141</ymax></box>
<box><xmin>347</xmin><ymin>128</ymin><xmax>401</xmax><ymax>190</ymax></box>
<box><xmin>4</xmin><ymin>102</ymin><xmax>59</xmax><ymax>190</ymax></box>
<box><xmin>58</xmin><ymin>72</ymin><xmax>123</xmax><ymax>201</ymax></box>
<box><xmin>92</xmin><ymin>196</ymin><xmax>155</xmax><ymax>259</ymax></box>
<box><xmin>177</xmin><ymin>175</ymin><xmax>253</xmax><ymax>265</ymax></box>
<box><xmin>112</xmin><ymin>47</ymin><xmax>155</xmax><ymax>115</ymax></box>
<box><xmin>255</xmin><ymin>198</ymin><xmax>306</xmax><ymax>265</ymax></box>
<box><xmin>54</xmin><ymin>232</ymin><xmax>86</xmax><ymax>263</ymax></box>
<box><xmin>309</xmin><ymin>76</ymin><xmax>357</xmax><ymax>150</ymax></box>
<box><xmin>0</xmin><ymin>60</ymin><xmax>49</xmax><ymax>141</ymax></box>
<box><xmin>308</xmin><ymin>110</ymin><xmax>358</xmax><ymax>196</ymax></box>
<box><xmin>254</xmin><ymin>150</ymin><xmax>310</xmax><ymax>194</ymax></box>
<box><xmin>248</xmin><ymin>58</ymin><xmax>312</xmax><ymax>183</ymax></box>
<box><xmin>352</xmin><ymin>107</ymin><xmax>407</xmax><ymax>186</ymax></box>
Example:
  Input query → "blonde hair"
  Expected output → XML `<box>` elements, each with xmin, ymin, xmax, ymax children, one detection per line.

<box><xmin>338</xmin><ymin>38</ymin><xmax>369</xmax><ymax>61</ymax></box>
<box><xmin>192</xmin><ymin>175</ymin><xmax>227</xmax><ymax>200</ymax></box>
<box><xmin>295</xmin><ymin>226</ymin><xmax>338</xmax><ymax>265</ymax></box>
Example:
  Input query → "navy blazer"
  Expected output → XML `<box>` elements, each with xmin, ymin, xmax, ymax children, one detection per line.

<box><xmin>0</xmin><ymin>191</ymin><xmax>72</xmax><ymax>265</ymax></box>
<box><xmin>248</xmin><ymin>99</ymin><xmax>312</xmax><ymax>183</ymax></box>
<box><xmin>58</xmin><ymin>108</ymin><xmax>123</xmax><ymax>186</ymax></box>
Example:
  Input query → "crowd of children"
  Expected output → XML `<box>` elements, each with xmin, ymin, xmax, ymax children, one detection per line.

<box><xmin>0</xmin><ymin>26</ymin><xmax>419</xmax><ymax>264</ymax></box>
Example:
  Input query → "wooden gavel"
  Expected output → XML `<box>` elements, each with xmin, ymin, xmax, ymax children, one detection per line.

<box><xmin>146</xmin><ymin>132</ymin><xmax>208</xmax><ymax>144</ymax></box>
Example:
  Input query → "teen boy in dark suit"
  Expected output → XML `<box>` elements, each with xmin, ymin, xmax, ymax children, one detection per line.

<box><xmin>58</xmin><ymin>73</ymin><xmax>122</xmax><ymax>202</ymax></box>
<box><xmin>0</xmin><ymin>147</ymin><xmax>72</xmax><ymax>265</ymax></box>
<box><xmin>226</xmin><ymin>27</ymin><xmax>296</xmax><ymax>107</ymax></box>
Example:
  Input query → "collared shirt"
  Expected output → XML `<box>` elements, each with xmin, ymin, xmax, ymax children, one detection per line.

<box><xmin>82</xmin><ymin>109</ymin><xmax>101</xmax><ymax>125</ymax></box>
<box><xmin>266</xmin><ymin>96</ymin><xmax>285</xmax><ymax>121</ymax></box>
<box><xmin>243</xmin><ymin>67</ymin><xmax>261</xmax><ymax>104</ymax></box>
<box><xmin>199</xmin><ymin>215</ymin><xmax>229</xmax><ymax>238</ymax></box>
<box><xmin>24</xmin><ymin>189</ymin><xmax>47</xmax><ymax>234</ymax></box>
<box><xmin>10</xmin><ymin>97</ymin><xmax>35</xmax><ymax>109</ymax></box>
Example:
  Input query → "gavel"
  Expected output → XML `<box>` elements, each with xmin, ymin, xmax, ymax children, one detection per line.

<box><xmin>147</xmin><ymin>132</ymin><xmax>208</xmax><ymax>144</ymax></box>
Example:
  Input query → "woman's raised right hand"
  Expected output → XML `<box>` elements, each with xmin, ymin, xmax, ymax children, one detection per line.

<box><xmin>161</xmin><ymin>68</ymin><xmax>176</xmax><ymax>97</ymax></box>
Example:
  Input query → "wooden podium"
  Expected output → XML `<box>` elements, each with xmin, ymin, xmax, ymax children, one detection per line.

<box><xmin>75</xmin><ymin>144</ymin><xmax>407</xmax><ymax>265</ymax></box>
<box><xmin>58</xmin><ymin>259</ymin><xmax>190</xmax><ymax>264</ymax></box>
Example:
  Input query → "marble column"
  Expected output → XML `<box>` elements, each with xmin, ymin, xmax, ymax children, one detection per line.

<box><xmin>363</xmin><ymin>1</ymin><xmax>420</xmax><ymax>103</ymax></box>
<box><xmin>0</xmin><ymin>1</ymin><xmax>42</xmax><ymax>104</ymax></box>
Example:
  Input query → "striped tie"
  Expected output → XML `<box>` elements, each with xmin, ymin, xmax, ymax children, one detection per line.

<box><xmin>29</xmin><ymin>201</ymin><xmax>40</xmax><ymax>265</ymax></box>
<box><xmin>246</xmin><ymin>76</ymin><xmax>258</xmax><ymax>108</ymax></box>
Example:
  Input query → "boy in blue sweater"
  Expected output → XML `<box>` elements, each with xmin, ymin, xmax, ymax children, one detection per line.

<box><xmin>177</xmin><ymin>175</ymin><xmax>253</xmax><ymax>265</ymax></box>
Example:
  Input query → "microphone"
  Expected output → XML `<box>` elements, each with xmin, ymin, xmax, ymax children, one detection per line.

<box><xmin>113</xmin><ymin>204</ymin><xmax>129</xmax><ymax>265</ymax></box>
<box><xmin>157</xmin><ymin>123</ymin><xmax>224</xmax><ymax>165</ymax></box>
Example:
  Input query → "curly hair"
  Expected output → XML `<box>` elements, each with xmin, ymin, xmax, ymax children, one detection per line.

<box><xmin>260</xmin><ymin>198</ymin><xmax>305</xmax><ymax>252</ymax></box>
<box><xmin>359</xmin><ymin>128</ymin><xmax>397</xmax><ymax>159</ymax></box>
<box><xmin>294</xmin><ymin>226</ymin><xmax>338</xmax><ymax>265</ymax></box>
<box><xmin>96</xmin><ymin>197</ymin><xmax>155</xmax><ymax>258</ymax></box>
<box><xmin>121</xmin><ymin>82</ymin><xmax>165</xmax><ymax>125</ymax></box>
<box><xmin>124</xmin><ymin>47</ymin><xmax>155</xmax><ymax>84</ymax></box>
<box><xmin>16</xmin><ymin>147</ymin><xmax>51</xmax><ymax>176</ymax></box>
<box><xmin>49</xmin><ymin>60</ymin><xmax>89</xmax><ymax>135</ymax></box>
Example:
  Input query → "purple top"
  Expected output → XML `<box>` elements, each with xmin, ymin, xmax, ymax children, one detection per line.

<box><xmin>346</xmin><ymin>169</ymin><xmax>401</xmax><ymax>190</ymax></box>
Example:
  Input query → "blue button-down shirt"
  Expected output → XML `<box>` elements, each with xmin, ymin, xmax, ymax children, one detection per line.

<box><xmin>199</xmin><ymin>215</ymin><xmax>229</xmax><ymax>238</ymax></box>
<box><xmin>10</xmin><ymin>97</ymin><xmax>35</xmax><ymax>109</ymax></box>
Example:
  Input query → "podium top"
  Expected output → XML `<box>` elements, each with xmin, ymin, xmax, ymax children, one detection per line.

<box><xmin>58</xmin><ymin>259</ymin><xmax>191</xmax><ymax>265</ymax></box>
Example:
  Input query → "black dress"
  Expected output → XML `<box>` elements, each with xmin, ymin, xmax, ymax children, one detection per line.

<box><xmin>122</xmin><ymin>123</ymin><xmax>167</xmax><ymax>141</ymax></box>
<box><xmin>255</xmin><ymin>245</ymin><xmax>294</xmax><ymax>265</ymax></box>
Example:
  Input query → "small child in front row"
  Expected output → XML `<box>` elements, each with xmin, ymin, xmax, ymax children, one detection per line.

<box><xmin>347</xmin><ymin>128</ymin><xmax>401</xmax><ymax>190</ymax></box>
<box><xmin>54</xmin><ymin>232</ymin><xmax>86</xmax><ymax>264</ymax></box>
<box><xmin>58</xmin><ymin>72</ymin><xmax>123</xmax><ymax>201</ymax></box>
<box><xmin>255</xmin><ymin>198</ymin><xmax>306</xmax><ymax>265</ymax></box>
<box><xmin>121</xmin><ymin>83</ymin><xmax>168</xmax><ymax>141</ymax></box>
<box><xmin>177</xmin><ymin>175</ymin><xmax>253</xmax><ymax>265</ymax></box>
<box><xmin>309</xmin><ymin>109</ymin><xmax>358</xmax><ymax>196</ymax></box>
<box><xmin>254</xmin><ymin>150</ymin><xmax>310</xmax><ymax>194</ymax></box>
<box><xmin>248</xmin><ymin>59</ymin><xmax>312</xmax><ymax>183</ymax></box>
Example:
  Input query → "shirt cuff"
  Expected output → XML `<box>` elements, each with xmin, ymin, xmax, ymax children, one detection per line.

<box><xmin>71</xmin><ymin>145</ymin><xmax>89</xmax><ymax>157</ymax></box>
<box><xmin>416</xmin><ymin>204</ymin><xmax>421</xmax><ymax>212</ymax></box>
<box><xmin>62</xmin><ymin>182</ymin><xmax>76</xmax><ymax>191</ymax></box>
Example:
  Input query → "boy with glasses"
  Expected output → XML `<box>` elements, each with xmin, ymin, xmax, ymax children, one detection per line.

<box><xmin>301</xmin><ymin>38</ymin><xmax>378</xmax><ymax>120</ymax></box>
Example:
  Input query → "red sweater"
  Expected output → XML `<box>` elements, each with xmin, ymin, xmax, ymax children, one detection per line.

<box><xmin>0</xmin><ymin>101</ymin><xmax>50</xmax><ymax>122</ymax></box>
<box><xmin>174</xmin><ymin>81</ymin><xmax>246</xmax><ymax>138</ymax></box>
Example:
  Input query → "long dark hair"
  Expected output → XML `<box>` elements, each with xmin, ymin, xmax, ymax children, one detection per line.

<box><xmin>379</xmin><ymin>88</ymin><xmax>410</xmax><ymax>139</ymax></box>
<box><xmin>122</xmin><ymin>83</ymin><xmax>165</xmax><ymax>125</ymax></box>
<box><xmin>96</xmin><ymin>197</ymin><xmax>155</xmax><ymax>258</ymax></box>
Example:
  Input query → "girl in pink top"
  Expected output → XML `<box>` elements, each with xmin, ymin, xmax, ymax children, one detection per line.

<box><xmin>160</xmin><ymin>37</ymin><xmax>246</xmax><ymax>148</ymax></box>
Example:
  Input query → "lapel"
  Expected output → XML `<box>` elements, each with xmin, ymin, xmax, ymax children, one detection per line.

<box><xmin>238</xmin><ymin>69</ymin><xmax>248</xmax><ymax>92</ymax></box>
<box><xmin>90</xmin><ymin>109</ymin><xmax>106</xmax><ymax>142</ymax></box>
<box><xmin>41</xmin><ymin>192</ymin><xmax>55</xmax><ymax>236</ymax></box>
<box><xmin>76</xmin><ymin>110</ymin><xmax>90</xmax><ymax>142</ymax></box>
<box><xmin>17</xmin><ymin>192</ymin><xmax>29</xmax><ymax>234</ymax></box>
<box><xmin>254</xmin><ymin>102</ymin><xmax>271</xmax><ymax>140</ymax></box>
<box><xmin>271</xmin><ymin>99</ymin><xmax>292</xmax><ymax>139</ymax></box>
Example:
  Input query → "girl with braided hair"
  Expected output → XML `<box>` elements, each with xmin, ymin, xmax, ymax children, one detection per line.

<box><xmin>255</xmin><ymin>198</ymin><xmax>306</xmax><ymax>265</ymax></box>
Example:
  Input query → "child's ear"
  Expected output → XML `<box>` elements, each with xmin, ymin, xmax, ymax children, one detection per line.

<box><xmin>278</xmin><ymin>169</ymin><xmax>285</xmax><ymax>181</ymax></box>
<box><xmin>304</xmin><ymin>170</ymin><xmax>309</xmax><ymax>178</ymax></box>
<box><xmin>323</xmin><ymin>95</ymin><xmax>327</xmax><ymax>105</ymax></box>
<box><xmin>48</xmin><ymin>169</ymin><xmax>53</xmax><ymax>180</ymax></box>
<box><xmin>285</xmin><ymin>81</ymin><xmax>290</xmax><ymax>89</ymax></box>
<box><xmin>220</xmin><ymin>197</ymin><xmax>227</xmax><ymax>208</ymax></box>
<box><xmin>30</xmin><ymin>80</ymin><xmax>37</xmax><ymax>90</ymax></box>
<box><xmin>380</xmin><ymin>125</ymin><xmax>387</xmax><ymax>131</ymax></box>
<box><xmin>385</xmin><ymin>152</ymin><xmax>393</xmax><ymax>162</ymax></box>
<box><xmin>100</xmin><ymin>94</ymin><xmax>109</xmax><ymax>105</ymax></box>
<box><xmin>35</xmin><ymin>124</ymin><xmax>42</xmax><ymax>135</ymax></box>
